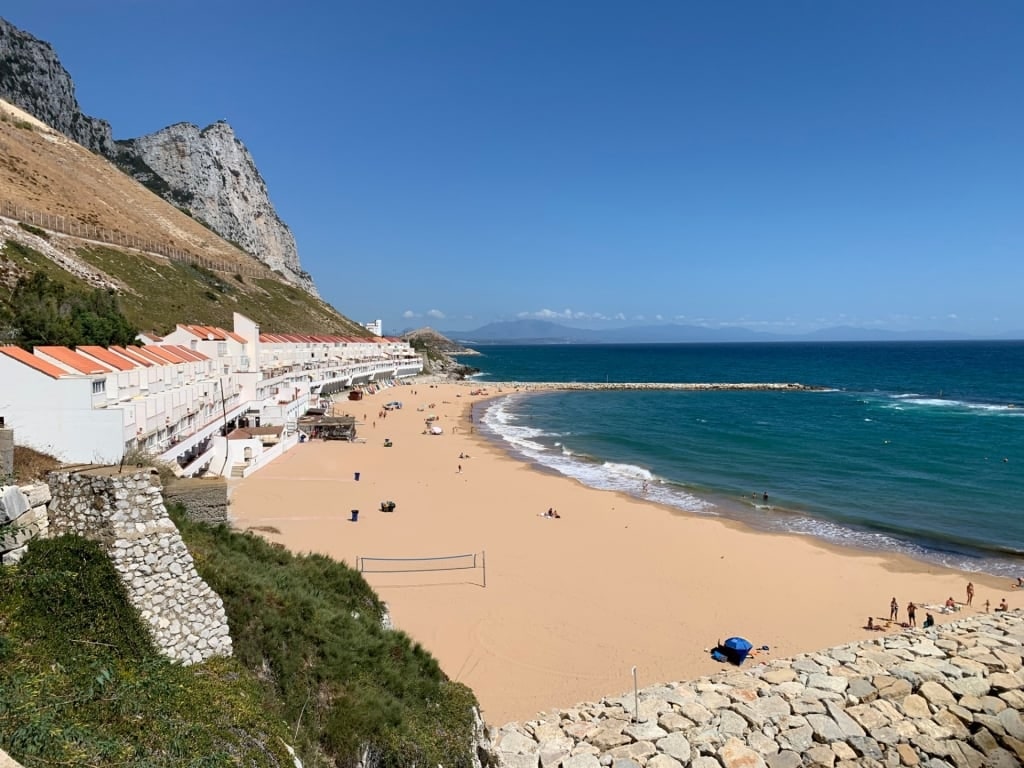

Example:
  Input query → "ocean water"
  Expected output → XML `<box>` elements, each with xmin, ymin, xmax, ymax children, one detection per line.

<box><xmin>462</xmin><ymin>342</ymin><xmax>1024</xmax><ymax>577</ymax></box>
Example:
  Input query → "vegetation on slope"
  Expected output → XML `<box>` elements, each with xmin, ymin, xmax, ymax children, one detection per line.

<box><xmin>0</xmin><ymin>536</ymin><xmax>298</xmax><ymax>766</ymax></box>
<box><xmin>0</xmin><ymin>515</ymin><xmax>481</xmax><ymax>767</ymax></box>
<box><xmin>174</xmin><ymin>509</ymin><xmax>480</xmax><ymax>767</ymax></box>
<box><xmin>0</xmin><ymin>238</ymin><xmax>369</xmax><ymax>336</ymax></box>
<box><xmin>1</xmin><ymin>270</ymin><xmax>138</xmax><ymax>349</ymax></box>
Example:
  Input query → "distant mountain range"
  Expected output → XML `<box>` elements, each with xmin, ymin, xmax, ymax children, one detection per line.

<box><xmin>425</xmin><ymin>320</ymin><xmax>1023</xmax><ymax>345</ymax></box>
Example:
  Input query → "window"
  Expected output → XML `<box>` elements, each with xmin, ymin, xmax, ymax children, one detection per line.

<box><xmin>92</xmin><ymin>379</ymin><xmax>106</xmax><ymax>394</ymax></box>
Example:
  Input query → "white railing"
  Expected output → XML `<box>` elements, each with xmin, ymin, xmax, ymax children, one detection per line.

<box><xmin>241</xmin><ymin>433</ymin><xmax>300</xmax><ymax>478</ymax></box>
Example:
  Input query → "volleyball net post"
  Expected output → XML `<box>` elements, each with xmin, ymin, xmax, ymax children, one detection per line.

<box><xmin>356</xmin><ymin>550</ymin><xmax>486</xmax><ymax>588</ymax></box>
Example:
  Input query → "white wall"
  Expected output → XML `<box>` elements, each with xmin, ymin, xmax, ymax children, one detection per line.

<box><xmin>0</xmin><ymin>358</ymin><xmax>126</xmax><ymax>463</ymax></box>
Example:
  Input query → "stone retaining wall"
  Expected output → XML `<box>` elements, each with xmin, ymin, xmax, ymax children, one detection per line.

<box><xmin>162</xmin><ymin>477</ymin><xmax>229</xmax><ymax>524</ymax></box>
<box><xmin>0</xmin><ymin>482</ymin><xmax>50</xmax><ymax>564</ymax></box>
<box><xmin>45</xmin><ymin>470</ymin><xmax>233</xmax><ymax>664</ymax></box>
<box><xmin>488</xmin><ymin>612</ymin><xmax>1024</xmax><ymax>768</ymax></box>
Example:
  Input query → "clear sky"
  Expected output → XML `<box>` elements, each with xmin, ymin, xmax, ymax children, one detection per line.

<box><xmin>3</xmin><ymin>2</ymin><xmax>1023</xmax><ymax>336</ymax></box>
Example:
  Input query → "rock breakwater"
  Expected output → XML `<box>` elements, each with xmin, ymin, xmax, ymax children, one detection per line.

<box><xmin>489</xmin><ymin>612</ymin><xmax>1024</xmax><ymax>768</ymax></box>
<box><xmin>489</xmin><ymin>382</ymin><xmax>825</xmax><ymax>393</ymax></box>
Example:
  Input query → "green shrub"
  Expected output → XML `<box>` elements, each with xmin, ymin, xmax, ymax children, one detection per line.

<box><xmin>173</xmin><ymin>509</ymin><xmax>480</xmax><ymax>767</ymax></box>
<box><xmin>17</xmin><ymin>222</ymin><xmax>49</xmax><ymax>240</ymax></box>
<box><xmin>0</xmin><ymin>536</ymin><xmax>296</xmax><ymax>766</ymax></box>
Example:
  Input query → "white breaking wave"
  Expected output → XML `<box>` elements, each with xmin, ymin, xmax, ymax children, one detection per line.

<box><xmin>480</xmin><ymin>396</ymin><xmax>712</xmax><ymax>514</ymax></box>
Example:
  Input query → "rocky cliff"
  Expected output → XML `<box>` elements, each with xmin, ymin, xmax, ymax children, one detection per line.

<box><xmin>117</xmin><ymin>122</ymin><xmax>314</xmax><ymax>293</ymax></box>
<box><xmin>0</xmin><ymin>17</ymin><xmax>315</xmax><ymax>294</ymax></box>
<box><xmin>0</xmin><ymin>17</ymin><xmax>114</xmax><ymax>156</ymax></box>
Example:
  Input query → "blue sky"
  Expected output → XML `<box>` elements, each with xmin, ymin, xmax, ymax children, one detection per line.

<box><xmin>3</xmin><ymin>2</ymin><xmax>1023</xmax><ymax>336</ymax></box>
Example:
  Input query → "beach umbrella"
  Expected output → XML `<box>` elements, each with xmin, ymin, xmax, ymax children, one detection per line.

<box><xmin>722</xmin><ymin>636</ymin><xmax>753</xmax><ymax>665</ymax></box>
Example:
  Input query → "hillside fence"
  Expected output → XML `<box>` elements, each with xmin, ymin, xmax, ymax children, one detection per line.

<box><xmin>0</xmin><ymin>198</ymin><xmax>278</xmax><ymax>281</ymax></box>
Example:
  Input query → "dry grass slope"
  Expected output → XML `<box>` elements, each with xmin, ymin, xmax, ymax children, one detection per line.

<box><xmin>0</xmin><ymin>99</ymin><xmax>367</xmax><ymax>336</ymax></box>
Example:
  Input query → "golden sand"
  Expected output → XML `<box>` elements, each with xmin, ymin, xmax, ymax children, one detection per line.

<box><xmin>229</xmin><ymin>381</ymin><xmax>1007</xmax><ymax>726</ymax></box>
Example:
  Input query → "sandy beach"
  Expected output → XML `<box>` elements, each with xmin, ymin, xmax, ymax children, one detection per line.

<box><xmin>229</xmin><ymin>380</ymin><xmax>1010</xmax><ymax>727</ymax></box>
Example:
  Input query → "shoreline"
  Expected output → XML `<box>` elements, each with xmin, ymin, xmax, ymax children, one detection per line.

<box><xmin>229</xmin><ymin>379</ymin><xmax>1012</xmax><ymax>727</ymax></box>
<box><xmin>473</xmin><ymin>385</ymin><xmax>1024</xmax><ymax>579</ymax></box>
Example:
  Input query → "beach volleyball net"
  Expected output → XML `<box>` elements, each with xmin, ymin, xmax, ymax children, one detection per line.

<box><xmin>356</xmin><ymin>551</ymin><xmax>486</xmax><ymax>586</ymax></box>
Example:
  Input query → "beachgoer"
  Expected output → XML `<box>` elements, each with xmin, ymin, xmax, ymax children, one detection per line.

<box><xmin>985</xmin><ymin>599</ymin><xmax>991</xmax><ymax>613</ymax></box>
<box><xmin>457</xmin><ymin>465</ymin><xmax>462</xmax><ymax>474</ymax></box>
<box><xmin>967</xmin><ymin>581</ymin><xmax>975</xmax><ymax>606</ymax></box>
<box><xmin>1016</xmin><ymin>577</ymin><xmax>1024</xmax><ymax>588</ymax></box>
<box><xmin>553</xmin><ymin>509</ymin><xmax>561</xmax><ymax>519</ymax></box>
<box><xmin>923</xmin><ymin>613</ymin><xmax>935</xmax><ymax>628</ymax></box>
<box><xmin>907</xmin><ymin>602</ymin><xmax>917</xmax><ymax>627</ymax></box>
<box><xmin>889</xmin><ymin>597</ymin><xmax>899</xmax><ymax>622</ymax></box>
<box><xmin>944</xmin><ymin>596</ymin><xmax>957</xmax><ymax>611</ymax></box>
<box><xmin>866</xmin><ymin>617</ymin><xmax>874</xmax><ymax>630</ymax></box>
<box><xmin>545</xmin><ymin>508</ymin><xmax>554</xmax><ymax>518</ymax></box>
<box><xmin>762</xmin><ymin>491</ymin><xmax>769</xmax><ymax>502</ymax></box>
<box><xmin>998</xmin><ymin>598</ymin><xmax>1009</xmax><ymax>612</ymax></box>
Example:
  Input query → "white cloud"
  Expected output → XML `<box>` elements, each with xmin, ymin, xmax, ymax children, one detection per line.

<box><xmin>426</xmin><ymin>309</ymin><xmax>446</xmax><ymax>319</ymax></box>
<box><xmin>517</xmin><ymin>308</ymin><xmax>610</xmax><ymax>321</ymax></box>
<box><xmin>402</xmin><ymin>310</ymin><xmax>419</xmax><ymax>319</ymax></box>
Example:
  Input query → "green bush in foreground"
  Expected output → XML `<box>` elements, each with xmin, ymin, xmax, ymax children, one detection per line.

<box><xmin>0</xmin><ymin>536</ymin><xmax>296</xmax><ymax>767</ymax></box>
<box><xmin>174</xmin><ymin>509</ymin><xmax>480</xmax><ymax>767</ymax></box>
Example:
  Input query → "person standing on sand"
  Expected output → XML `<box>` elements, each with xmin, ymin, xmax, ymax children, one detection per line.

<box><xmin>890</xmin><ymin>597</ymin><xmax>899</xmax><ymax>622</ymax></box>
<box><xmin>907</xmin><ymin>601</ymin><xmax>917</xmax><ymax>627</ymax></box>
<box><xmin>967</xmin><ymin>581</ymin><xmax>975</xmax><ymax>606</ymax></box>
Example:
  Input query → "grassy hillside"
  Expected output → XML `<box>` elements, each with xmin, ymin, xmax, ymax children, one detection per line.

<box><xmin>0</xmin><ymin>512</ymin><xmax>481</xmax><ymax>768</ymax></box>
<box><xmin>1</xmin><ymin>239</ymin><xmax>368</xmax><ymax>336</ymax></box>
<box><xmin>0</xmin><ymin>536</ymin><xmax>299</xmax><ymax>766</ymax></box>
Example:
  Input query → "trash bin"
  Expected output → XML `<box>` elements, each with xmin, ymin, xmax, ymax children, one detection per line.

<box><xmin>354</xmin><ymin>471</ymin><xmax>361</xmax><ymax>481</ymax></box>
<box><xmin>350</xmin><ymin>509</ymin><xmax>359</xmax><ymax>522</ymax></box>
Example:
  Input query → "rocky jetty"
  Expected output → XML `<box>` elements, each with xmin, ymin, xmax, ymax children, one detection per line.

<box><xmin>489</xmin><ymin>611</ymin><xmax>1024</xmax><ymax>768</ymax></box>
<box><xmin>492</xmin><ymin>382</ymin><xmax>825</xmax><ymax>393</ymax></box>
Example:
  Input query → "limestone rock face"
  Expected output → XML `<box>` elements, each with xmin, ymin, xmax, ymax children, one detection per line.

<box><xmin>118</xmin><ymin>122</ymin><xmax>316</xmax><ymax>294</ymax></box>
<box><xmin>0</xmin><ymin>16</ymin><xmax>317</xmax><ymax>295</ymax></box>
<box><xmin>0</xmin><ymin>17</ymin><xmax>114</xmax><ymax>155</ymax></box>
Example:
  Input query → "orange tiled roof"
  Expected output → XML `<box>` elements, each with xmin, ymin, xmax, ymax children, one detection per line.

<box><xmin>78</xmin><ymin>345</ymin><xmax>138</xmax><ymax>371</ymax></box>
<box><xmin>143</xmin><ymin>346</ymin><xmax>184</xmax><ymax>364</ymax></box>
<box><xmin>35</xmin><ymin>346</ymin><xmax>112</xmax><ymax>375</ymax></box>
<box><xmin>168</xmin><ymin>345</ymin><xmax>208</xmax><ymax>362</ymax></box>
<box><xmin>131</xmin><ymin>346</ymin><xmax>172</xmax><ymax>366</ymax></box>
<box><xmin>111</xmin><ymin>345</ymin><xmax>155</xmax><ymax>367</ymax></box>
<box><xmin>0</xmin><ymin>345</ymin><xmax>71</xmax><ymax>378</ymax></box>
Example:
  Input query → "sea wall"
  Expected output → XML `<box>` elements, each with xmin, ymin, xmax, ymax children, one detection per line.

<box><xmin>488</xmin><ymin>612</ymin><xmax>1024</xmax><ymax>768</ymax></box>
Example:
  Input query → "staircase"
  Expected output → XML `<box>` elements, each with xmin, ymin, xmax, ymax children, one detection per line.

<box><xmin>230</xmin><ymin>464</ymin><xmax>246</xmax><ymax>478</ymax></box>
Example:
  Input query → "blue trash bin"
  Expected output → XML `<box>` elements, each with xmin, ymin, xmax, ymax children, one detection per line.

<box><xmin>350</xmin><ymin>509</ymin><xmax>359</xmax><ymax>522</ymax></box>
<box><xmin>354</xmin><ymin>471</ymin><xmax>361</xmax><ymax>481</ymax></box>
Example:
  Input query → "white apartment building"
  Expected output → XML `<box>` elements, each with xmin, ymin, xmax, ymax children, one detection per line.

<box><xmin>0</xmin><ymin>312</ymin><xmax>422</xmax><ymax>478</ymax></box>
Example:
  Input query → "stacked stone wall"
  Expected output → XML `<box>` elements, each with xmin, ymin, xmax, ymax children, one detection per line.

<box><xmin>45</xmin><ymin>470</ymin><xmax>232</xmax><ymax>664</ymax></box>
<box><xmin>0</xmin><ymin>482</ymin><xmax>50</xmax><ymax>564</ymax></box>
<box><xmin>162</xmin><ymin>477</ymin><xmax>229</xmax><ymax>524</ymax></box>
<box><xmin>489</xmin><ymin>612</ymin><xmax>1024</xmax><ymax>768</ymax></box>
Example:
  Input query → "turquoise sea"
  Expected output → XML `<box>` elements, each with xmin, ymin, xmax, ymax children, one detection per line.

<box><xmin>462</xmin><ymin>342</ymin><xmax>1024</xmax><ymax>577</ymax></box>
